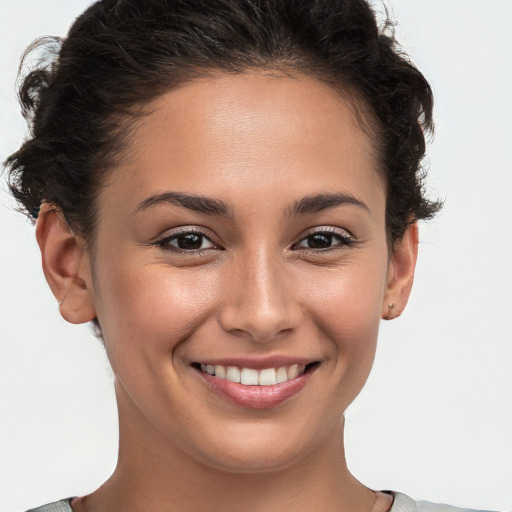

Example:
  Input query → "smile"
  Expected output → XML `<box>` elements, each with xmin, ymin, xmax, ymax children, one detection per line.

<box><xmin>198</xmin><ymin>364</ymin><xmax>306</xmax><ymax>386</ymax></box>
<box><xmin>192</xmin><ymin>361</ymin><xmax>319</xmax><ymax>409</ymax></box>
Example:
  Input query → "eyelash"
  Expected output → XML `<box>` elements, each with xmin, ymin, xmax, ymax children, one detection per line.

<box><xmin>153</xmin><ymin>228</ymin><xmax>220</xmax><ymax>255</ymax></box>
<box><xmin>152</xmin><ymin>226</ymin><xmax>356</xmax><ymax>255</ymax></box>
<box><xmin>292</xmin><ymin>227</ymin><xmax>356</xmax><ymax>253</ymax></box>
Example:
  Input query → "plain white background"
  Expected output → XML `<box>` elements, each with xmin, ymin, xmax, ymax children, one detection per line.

<box><xmin>1</xmin><ymin>1</ymin><xmax>511</xmax><ymax>511</ymax></box>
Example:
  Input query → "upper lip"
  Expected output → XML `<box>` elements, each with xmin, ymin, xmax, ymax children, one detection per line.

<box><xmin>191</xmin><ymin>356</ymin><xmax>319</xmax><ymax>370</ymax></box>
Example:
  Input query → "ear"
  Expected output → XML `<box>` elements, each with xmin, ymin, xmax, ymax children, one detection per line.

<box><xmin>35</xmin><ymin>203</ymin><xmax>96</xmax><ymax>324</ymax></box>
<box><xmin>381</xmin><ymin>222</ymin><xmax>419</xmax><ymax>320</ymax></box>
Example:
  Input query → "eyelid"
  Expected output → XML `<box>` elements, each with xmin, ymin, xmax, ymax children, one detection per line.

<box><xmin>292</xmin><ymin>226</ymin><xmax>356</xmax><ymax>250</ymax></box>
<box><xmin>147</xmin><ymin>225</ymin><xmax>356</xmax><ymax>254</ymax></box>
<box><xmin>151</xmin><ymin>226</ymin><xmax>222</xmax><ymax>253</ymax></box>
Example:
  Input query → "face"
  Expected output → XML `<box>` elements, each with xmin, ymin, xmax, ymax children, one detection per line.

<box><xmin>81</xmin><ymin>72</ymin><xmax>404</xmax><ymax>472</ymax></box>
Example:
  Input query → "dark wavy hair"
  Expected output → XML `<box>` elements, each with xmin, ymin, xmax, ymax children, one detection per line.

<box><xmin>5</xmin><ymin>0</ymin><xmax>441</xmax><ymax>245</ymax></box>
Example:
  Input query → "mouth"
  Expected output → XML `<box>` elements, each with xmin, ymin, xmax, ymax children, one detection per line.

<box><xmin>192</xmin><ymin>362</ymin><xmax>317</xmax><ymax>385</ymax></box>
<box><xmin>191</xmin><ymin>361</ymin><xmax>320</xmax><ymax>408</ymax></box>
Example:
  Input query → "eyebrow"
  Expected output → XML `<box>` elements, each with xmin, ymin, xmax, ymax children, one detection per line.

<box><xmin>133</xmin><ymin>192</ymin><xmax>233</xmax><ymax>217</ymax></box>
<box><xmin>288</xmin><ymin>192</ymin><xmax>369</xmax><ymax>216</ymax></box>
<box><xmin>133</xmin><ymin>191</ymin><xmax>368</xmax><ymax>218</ymax></box>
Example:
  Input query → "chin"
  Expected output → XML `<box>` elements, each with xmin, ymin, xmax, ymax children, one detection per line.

<box><xmin>200</xmin><ymin>444</ymin><xmax>308</xmax><ymax>474</ymax></box>
<box><xmin>186</xmin><ymin>418</ymin><xmax>337</xmax><ymax>475</ymax></box>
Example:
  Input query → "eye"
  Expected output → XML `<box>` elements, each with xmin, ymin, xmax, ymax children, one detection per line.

<box><xmin>294</xmin><ymin>228</ymin><xmax>354</xmax><ymax>251</ymax></box>
<box><xmin>155</xmin><ymin>230</ymin><xmax>219</xmax><ymax>253</ymax></box>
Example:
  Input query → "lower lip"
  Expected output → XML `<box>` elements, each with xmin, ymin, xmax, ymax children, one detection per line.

<box><xmin>195</xmin><ymin>368</ymin><xmax>315</xmax><ymax>409</ymax></box>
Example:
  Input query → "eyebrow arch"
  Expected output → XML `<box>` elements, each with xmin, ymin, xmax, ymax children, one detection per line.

<box><xmin>288</xmin><ymin>192</ymin><xmax>369</xmax><ymax>216</ymax></box>
<box><xmin>134</xmin><ymin>190</ymin><xmax>368</xmax><ymax>218</ymax></box>
<box><xmin>133</xmin><ymin>192</ymin><xmax>232</xmax><ymax>217</ymax></box>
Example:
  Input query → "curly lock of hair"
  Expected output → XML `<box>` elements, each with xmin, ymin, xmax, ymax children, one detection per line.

<box><xmin>5</xmin><ymin>0</ymin><xmax>441</xmax><ymax>246</ymax></box>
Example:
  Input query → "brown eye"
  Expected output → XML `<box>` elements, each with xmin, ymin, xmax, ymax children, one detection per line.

<box><xmin>176</xmin><ymin>233</ymin><xmax>204</xmax><ymax>250</ymax></box>
<box><xmin>294</xmin><ymin>229</ymin><xmax>354</xmax><ymax>251</ymax></box>
<box><xmin>157</xmin><ymin>231</ymin><xmax>218</xmax><ymax>252</ymax></box>
<box><xmin>306</xmin><ymin>233</ymin><xmax>334</xmax><ymax>249</ymax></box>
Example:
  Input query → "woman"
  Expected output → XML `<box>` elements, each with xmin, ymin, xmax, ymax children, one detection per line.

<box><xmin>1</xmin><ymin>1</ymin><xmax>509</xmax><ymax>511</ymax></box>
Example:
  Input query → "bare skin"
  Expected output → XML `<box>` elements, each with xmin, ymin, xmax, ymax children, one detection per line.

<box><xmin>36</xmin><ymin>71</ymin><xmax>417</xmax><ymax>512</ymax></box>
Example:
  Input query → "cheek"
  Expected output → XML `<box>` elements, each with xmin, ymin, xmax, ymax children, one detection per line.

<box><xmin>306</xmin><ymin>258</ymin><xmax>386</xmax><ymax>340</ymax></box>
<box><xmin>94</xmin><ymin>263</ymin><xmax>222</xmax><ymax>359</ymax></box>
<box><xmin>302</xmin><ymin>257</ymin><xmax>387</xmax><ymax>390</ymax></box>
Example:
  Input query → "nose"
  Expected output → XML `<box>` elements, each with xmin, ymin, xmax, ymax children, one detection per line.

<box><xmin>218</xmin><ymin>249</ymin><xmax>303</xmax><ymax>343</ymax></box>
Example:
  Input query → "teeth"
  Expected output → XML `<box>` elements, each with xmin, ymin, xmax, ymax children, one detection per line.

<box><xmin>198</xmin><ymin>363</ymin><xmax>307</xmax><ymax>386</ymax></box>
<box><xmin>215</xmin><ymin>365</ymin><xmax>226</xmax><ymax>378</ymax></box>
<box><xmin>288</xmin><ymin>364</ymin><xmax>299</xmax><ymax>380</ymax></box>
<box><xmin>259</xmin><ymin>368</ymin><xmax>277</xmax><ymax>385</ymax></box>
<box><xmin>241</xmin><ymin>368</ymin><xmax>259</xmax><ymax>385</ymax></box>
<box><xmin>225</xmin><ymin>366</ymin><xmax>241</xmax><ymax>383</ymax></box>
<box><xmin>276</xmin><ymin>367</ymin><xmax>288</xmax><ymax>383</ymax></box>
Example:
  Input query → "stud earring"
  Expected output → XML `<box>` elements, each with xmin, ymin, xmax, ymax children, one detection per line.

<box><xmin>383</xmin><ymin>302</ymin><xmax>396</xmax><ymax>320</ymax></box>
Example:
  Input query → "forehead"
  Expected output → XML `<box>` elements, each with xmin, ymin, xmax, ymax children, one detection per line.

<box><xmin>99</xmin><ymin>71</ymin><xmax>385</xmax><ymax>222</ymax></box>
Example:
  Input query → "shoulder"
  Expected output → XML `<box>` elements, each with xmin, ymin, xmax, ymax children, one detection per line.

<box><xmin>25</xmin><ymin>499</ymin><xmax>73</xmax><ymax>512</ymax></box>
<box><xmin>391</xmin><ymin>492</ymin><xmax>499</xmax><ymax>512</ymax></box>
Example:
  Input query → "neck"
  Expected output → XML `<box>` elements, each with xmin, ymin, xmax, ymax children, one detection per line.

<box><xmin>76</xmin><ymin>389</ymin><xmax>375</xmax><ymax>512</ymax></box>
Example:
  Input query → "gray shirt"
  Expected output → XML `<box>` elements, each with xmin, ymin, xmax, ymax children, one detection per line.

<box><xmin>24</xmin><ymin>491</ymin><xmax>495</xmax><ymax>512</ymax></box>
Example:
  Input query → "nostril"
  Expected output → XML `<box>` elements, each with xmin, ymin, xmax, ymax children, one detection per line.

<box><xmin>218</xmin><ymin>302</ymin><xmax>302</xmax><ymax>344</ymax></box>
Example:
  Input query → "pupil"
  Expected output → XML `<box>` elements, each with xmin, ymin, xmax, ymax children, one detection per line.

<box><xmin>308</xmin><ymin>233</ymin><xmax>332</xmax><ymax>248</ymax></box>
<box><xmin>177</xmin><ymin>234</ymin><xmax>202</xmax><ymax>250</ymax></box>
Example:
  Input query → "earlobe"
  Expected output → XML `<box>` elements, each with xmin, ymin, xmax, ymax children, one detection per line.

<box><xmin>35</xmin><ymin>203</ymin><xmax>96</xmax><ymax>324</ymax></box>
<box><xmin>381</xmin><ymin>222</ymin><xmax>419</xmax><ymax>320</ymax></box>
